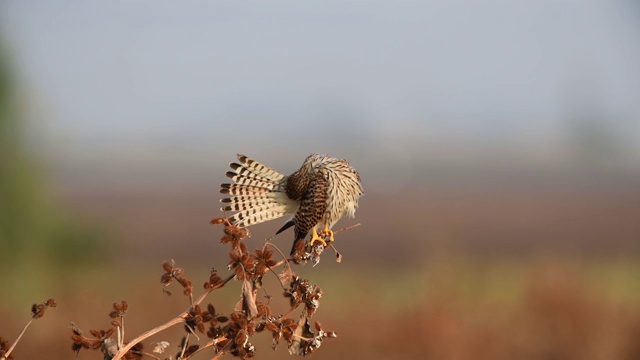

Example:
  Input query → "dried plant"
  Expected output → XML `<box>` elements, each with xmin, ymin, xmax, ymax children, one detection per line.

<box><xmin>66</xmin><ymin>217</ymin><xmax>353</xmax><ymax>359</ymax></box>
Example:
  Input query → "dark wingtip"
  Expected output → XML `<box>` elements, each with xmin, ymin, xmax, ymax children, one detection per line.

<box><xmin>237</xmin><ymin>154</ymin><xmax>247</xmax><ymax>163</ymax></box>
<box><xmin>225</xmin><ymin>171</ymin><xmax>237</xmax><ymax>179</ymax></box>
<box><xmin>275</xmin><ymin>220</ymin><xmax>295</xmax><ymax>235</ymax></box>
<box><xmin>220</xmin><ymin>197</ymin><xmax>231</xmax><ymax>202</ymax></box>
<box><xmin>229</xmin><ymin>163</ymin><xmax>241</xmax><ymax>171</ymax></box>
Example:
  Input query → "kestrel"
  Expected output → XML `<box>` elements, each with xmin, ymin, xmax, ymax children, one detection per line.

<box><xmin>220</xmin><ymin>154</ymin><xmax>364</xmax><ymax>255</ymax></box>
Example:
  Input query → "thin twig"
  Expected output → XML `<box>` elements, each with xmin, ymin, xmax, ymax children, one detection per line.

<box><xmin>2</xmin><ymin>318</ymin><xmax>34</xmax><ymax>359</ymax></box>
<box><xmin>184</xmin><ymin>323</ymin><xmax>200</xmax><ymax>341</ymax></box>
<box><xmin>119</xmin><ymin>315</ymin><xmax>125</xmax><ymax>349</ymax></box>
<box><xmin>333</xmin><ymin>223</ymin><xmax>361</xmax><ymax>234</ymax></box>
<box><xmin>116</xmin><ymin>326</ymin><xmax>122</xmax><ymax>351</ymax></box>
<box><xmin>264</xmin><ymin>241</ymin><xmax>293</xmax><ymax>288</ymax></box>
<box><xmin>179</xmin><ymin>333</ymin><xmax>191</xmax><ymax>359</ymax></box>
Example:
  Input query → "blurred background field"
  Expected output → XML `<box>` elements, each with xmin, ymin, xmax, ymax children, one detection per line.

<box><xmin>1</xmin><ymin>1</ymin><xmax>640</xmax><ymax>359</ymax></box>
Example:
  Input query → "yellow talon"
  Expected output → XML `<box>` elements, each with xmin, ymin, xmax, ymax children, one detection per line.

<box><xmin>309</xmin><ymin>227</ymin><xmax>327</xmax><ymax>247</ymax></box>
<box><xmin>320</xmin><ymin>225</ymin><xmax>335</xmax><ymax>243</ymax></box>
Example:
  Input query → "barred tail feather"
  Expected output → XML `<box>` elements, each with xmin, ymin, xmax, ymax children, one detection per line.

<box><xmin>226</xmin><ymin>154</ymin><xmax>285</xmax><ymax>185</ymax></box>
<box><xmin>235</xmin><ymin>154</ymin><xmax>286</xmax><ymax>182</ymax></box>
<box><xmin>229</xmin><ymin>201</ymin><xmax>298</xmax><ymax>228</ymax></box>
<box><xmin>222</xmin><ymin>191</ymin><xmax>297</xmax><ymax>223</ymax></box>
<box><xmin>221</xmin><ymin>183</ymin><xmax>280</xmax><ymax>195</ymax></box>
<box><xmin>221</xmin><ymin>154</ymin><xmax>297</xmax><ymax>228</ymax></box>
<box><xmin>221</xmin><ymin>194</ymin><xmax>283</xmax><ymax>211</ymax></box>
<box><xmin>223</xmin><ymin>176</ymin><xmax>285</xmax><ymax>191</ymax></box>
<box><xmin>225</xmin><ymin>155</ymin><xmax>286</xmax><ymax>190</ymax></box>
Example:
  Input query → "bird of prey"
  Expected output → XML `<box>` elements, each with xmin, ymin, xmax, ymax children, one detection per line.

<box><xmin>220</xmin><ymin>154</ymin><xmax>364</xmax><ymax>255</ymax></box>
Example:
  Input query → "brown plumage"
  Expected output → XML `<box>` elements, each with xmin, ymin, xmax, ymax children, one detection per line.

<box><xmin>220</xmin><ymin>154</ymin><xmax>363</xmax><ymax>254</ymax></box>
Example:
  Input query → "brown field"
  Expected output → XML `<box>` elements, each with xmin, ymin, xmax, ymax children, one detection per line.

<box><xmin>2</xmin><ymin>180</ymin><xmax>640</xmax><ymax>359</ymax></box>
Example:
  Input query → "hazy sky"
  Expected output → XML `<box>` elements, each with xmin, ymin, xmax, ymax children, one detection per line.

<box><xmin>1</xmin><ymin>0</ymin><xmax>639</xmax><ymax>175</ymax></box>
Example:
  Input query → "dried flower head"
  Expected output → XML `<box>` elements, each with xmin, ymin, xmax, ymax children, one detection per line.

<box><xmin>224</xmin><ymin>312</ymin><xmax>257</xmax><ymax>358</ymax></box>
<box><xmin>71</xmin><ymin>325</ymin><xmax>116</xmax><ymax>355</ymax></box>
<box><xmin>31</xmin><ymin>298</ymin><xmax>57</xmax><ymax>319</ymax></box>
<box><xmin>204</xmin><ymin>270</ymin><xmax>225</xmax><ymax>290</ymax></box>
<box><xmin>283</xmin><ymin>276</ymin><xmax>323</xmax><ymax>316</ymax></box>
<box><xmin>160</xmin><ymin>260</ymin><xmax>181</xmax><ymax>286</ymax></box>
<box><xmin>185</xmin><ymin>304</ymin><xmax>208</xmax><ymax>334</ymax></box>
<box><xmin>262</xmin><ymin>317</ymin><xmax>298</xmax><ymax>349</ymax></box>
<box><xmin>255</xmin><ymin>248</ymin><xmax>277</xmax><ymax>276</ymax></box>
<box><xmin>288</xmin><ymin>318</ymin><xmax>337</xmax><ymax>356</ymax></box>
<box><xmin>217</xmin><ymin>217</ymin><xmax>251</xmax><ymax>247</ymax></box>
<box><xmin>160</xmin><ymin>259</ymin><xmax>192</xmax><ymax>298</ymax></box>
<box><xmin>109</xmin><ymin>300</ymin><xmax>128</xmax><ymax>318</ymax></box>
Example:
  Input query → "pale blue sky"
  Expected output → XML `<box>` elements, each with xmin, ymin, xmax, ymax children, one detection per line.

<box><xmin>1</xmin><ymin>0</ymin><xmax>639</xmax><ymax>182</ymax></box>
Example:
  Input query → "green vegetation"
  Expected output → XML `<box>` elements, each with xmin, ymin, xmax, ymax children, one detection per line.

<box><xmin>0</xmin><ymin>39</ymin><xmax>107</xmax><ymax>303</ymax></box>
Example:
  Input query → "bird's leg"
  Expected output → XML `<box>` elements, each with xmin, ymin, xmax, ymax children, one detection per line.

<box><xmin>309</xmin><ymin>227</ymin><xmax>327</xmax><ymax>247</ymax></box>
<box><xmin>320</xmin><ymin>225</ymin><xmax>335</xmax><ymax>243</ymax></box>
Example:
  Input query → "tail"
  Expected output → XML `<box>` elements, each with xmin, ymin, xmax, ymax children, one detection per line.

<box><xmin>220</xmin><ymin>154</ymin><xmax>298</xmax><ymax>228</ymax></box>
